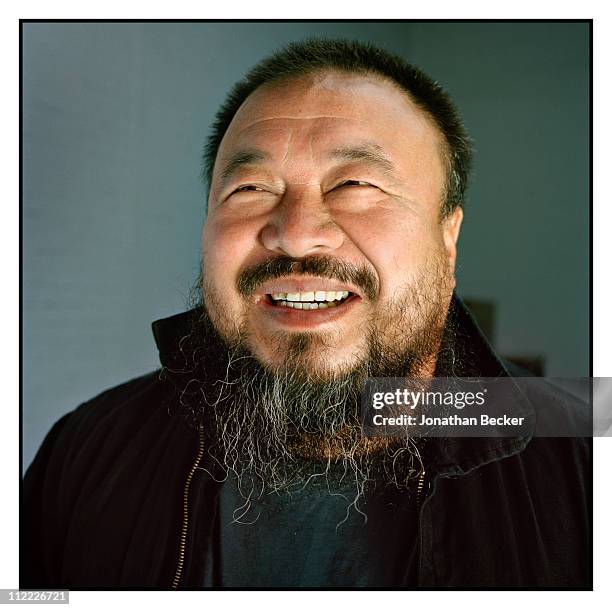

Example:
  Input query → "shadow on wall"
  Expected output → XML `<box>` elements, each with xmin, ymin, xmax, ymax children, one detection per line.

<box><xmin>463</xmin><ymin>298</ymin><xmax>545</xmax><ymax>376</ymax></box>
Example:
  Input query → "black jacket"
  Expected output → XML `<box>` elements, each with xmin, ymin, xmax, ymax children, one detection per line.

<box><xmin>21</xmin><ymin>297</ymin><xmax>592</xmax><ymax>589</ymax></box>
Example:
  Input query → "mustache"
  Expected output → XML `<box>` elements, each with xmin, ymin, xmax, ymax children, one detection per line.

<box><xmin>236</xmin><ymin>255</ymin><xmax>379</xmax><ymax>302</ymax></box>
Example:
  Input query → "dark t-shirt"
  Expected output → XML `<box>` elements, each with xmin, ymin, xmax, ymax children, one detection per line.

<box><xmin>202</xmin><ymin>469</ymin><xmax>420</xmax><ymax>588</ymax></box>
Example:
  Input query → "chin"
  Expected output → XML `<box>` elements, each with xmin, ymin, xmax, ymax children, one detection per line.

<box><xmin>249</xmin><ymin>336</ymin><xmax>367</xmax><ymax>382</ymax></box>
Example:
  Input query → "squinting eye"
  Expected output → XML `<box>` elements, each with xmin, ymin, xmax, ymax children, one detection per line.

<box><xmin>233</xmin><ymin>185</ymin><xmax>265</xmax><ymax>193</ymax></box>
<box><xmin>337</xmin><ymin>180</ymin><xmax>374</xmax><ymax>188</ymax></box>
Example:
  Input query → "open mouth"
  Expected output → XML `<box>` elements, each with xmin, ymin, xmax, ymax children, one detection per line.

<box><xmin>267</xmin><ymin>290</ymin><xmax>352</xmax><ymax>310</ymax></box>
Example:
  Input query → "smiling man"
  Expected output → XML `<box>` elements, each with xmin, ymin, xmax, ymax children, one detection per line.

<box><xmin>203</xmin><ymin>67</ymin><xmax>460</xmax><ymax>381</ymax></box>
<box><xmin>22</xmin><ymin>39</ymin><xmax>590</xmax><ymax>590</ymax></box>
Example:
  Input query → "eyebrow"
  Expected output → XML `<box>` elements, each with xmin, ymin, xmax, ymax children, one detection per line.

<box><xmin>328</xmin><ymin>143</ymin><xmax>396</xmax><ymax>174</ymax></box>
<box><xmin>216</xmin><ymin>142</ymin><xmax>397</xmax><ymax>192</ymax></box>
<box><xmin>217</xmin><ymin>148</ymin><xmax>270</xmax><ymax>190</ymax></box>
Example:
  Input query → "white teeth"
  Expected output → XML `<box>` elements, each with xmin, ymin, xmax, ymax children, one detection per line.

<box><xmin>271</xmin><ymin>289</ymin><xmax>352</xmax><ymax>309</ymax></box>
<box><xmin>283</xmin><ymin>301</ymin><xmax>334</xmax><ymax>310</ymax></box>
<box><xmin>270</xmin><ymin>290</ymin><xmax>351</xmax><ymax>301</ymax></box>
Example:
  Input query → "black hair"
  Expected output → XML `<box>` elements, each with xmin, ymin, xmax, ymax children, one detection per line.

<box><xmin>203</xmin><ymin>38</ymin><xmax>472</xmax><ymax>217</ymax></box>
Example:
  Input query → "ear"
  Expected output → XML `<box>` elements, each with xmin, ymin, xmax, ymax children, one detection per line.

<box><xmin>441</xmin><ymin>206</ymin><xmax>463</xmax><ymax>273</ymax></box>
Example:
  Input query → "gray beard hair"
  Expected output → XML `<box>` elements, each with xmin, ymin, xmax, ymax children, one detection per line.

<box><xmin>179</xmin><ymin>256</ymin><xmax>454</xmax><ymax>517</ymax></box>
<box><xmin>201</xmin><ymin>340</ymin><xmax>424</xmax><ymax>520</ymax></box>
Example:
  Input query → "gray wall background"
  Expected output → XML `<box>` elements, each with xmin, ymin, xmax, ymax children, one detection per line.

<box><xmin>23</xmin><ymin>22</ymin><xmax>590</xmax><ymax>472</ymax></box>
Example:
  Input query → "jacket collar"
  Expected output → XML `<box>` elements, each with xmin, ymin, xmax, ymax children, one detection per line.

<box><xmin>151</xmin><ymin>293</ymin><xmax>535</xmax><ymax>478</ymax></box>
<box><xmin>426</xmin><ymin>295</ymin><xmax>535</xmax><ymax>476</ymax></box>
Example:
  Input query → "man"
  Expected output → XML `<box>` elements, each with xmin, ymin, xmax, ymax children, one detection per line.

<box><xmin>22</xmin><ymin>39</ymin><xmax>590</xmax><ymax>589</ymax></box>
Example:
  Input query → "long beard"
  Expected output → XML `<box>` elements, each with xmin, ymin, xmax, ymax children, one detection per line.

<box><xmin>172</xmin><ymin>253</ymin><xmax>454</xmax><ymax>514</ymax></box>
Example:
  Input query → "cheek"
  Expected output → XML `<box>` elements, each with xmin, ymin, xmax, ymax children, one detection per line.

<box><xmin>202</xmin><ymin>217</ymin><xmax>260</xmax><ymax>288</ymax></box>
<box><xmin>341</xmin><ymin>210</ymin><xmax>441</xmax><ymax>294</ymax></box>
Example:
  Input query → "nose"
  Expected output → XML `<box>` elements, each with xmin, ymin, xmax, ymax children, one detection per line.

<box><xmin>259</xmin><ymin>186</ymin><xmax>344</xmax><ymax>257</ymax></box>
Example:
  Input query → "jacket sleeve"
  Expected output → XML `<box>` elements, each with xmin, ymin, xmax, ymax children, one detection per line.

<box><xmin>21</xmin><ymin>413</ymin><xmax>73</xmax><ymax>589</ymax></box>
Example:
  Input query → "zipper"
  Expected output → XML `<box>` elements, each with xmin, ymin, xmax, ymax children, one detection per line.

<box><xmin>416</xmin><ymin>467</ymin><xmax>426</xmax><ymax>507</ymax></box>
<box><xmin>172</xmin><ymin>425</ymin><xmax>205</xmax><ymax>589</ymax></box>
<box><xmin>172</xmin><ymin>440</ymin><xmax>426</xmax><ymax>588</ymax></box>
<box><xmin>416</xmin><ymin>467</ymin><xmax>436</xmax><ymax>586</ymax></box>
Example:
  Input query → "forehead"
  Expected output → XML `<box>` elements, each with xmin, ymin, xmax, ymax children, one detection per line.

<box><xmin>215</xmin><ymin>70</ymin><xmax>446</xmax><ymax>173</ymax></box>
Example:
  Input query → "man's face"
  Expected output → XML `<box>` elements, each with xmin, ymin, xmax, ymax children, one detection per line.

<box><xmin>202</xmin><ymin>70</ymin><xmax>463</xmax><ymax>379</ymax></box>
